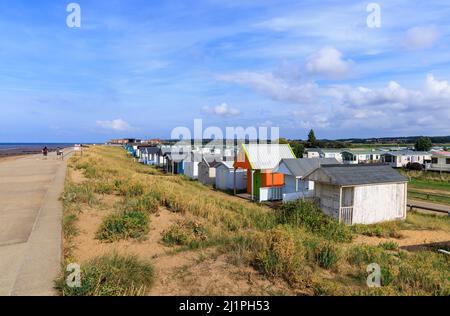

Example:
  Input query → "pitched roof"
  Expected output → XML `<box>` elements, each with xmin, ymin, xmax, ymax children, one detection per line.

<box><xmin>279</xmin><ymin>158</ymin><xmax>339</xmax><ymax>177</ymax></box>
<box><xmin>307</xmin><ymin>164</ymin><xmax>408</xmax><ymax>186</ymax></box>
<box><xmin>382</xmin><ymin>150</ymin><xmax>431</xmax><ymax>156</ymax></box>
<box><xmin>242</xmin><ymin>144</ymin><xmax>295</xmax><ymax>170</ymax></box>
<box><xmin>216</xmin><ymin>160</ymin><xmax>242</xmax><ymax>169</ymax></box>
<box><xmin>433</xmin><ymin>151</ymin><xmax>450</xmax><ymax>157</ymax></box>
<box><xmin>342</xmin><ymin>149</ymin><xmax>384</xmax><ymax>155</ymax></box>
<box><xmin>141</xmin><ymin>147</ymin><xmax>160</xmax><ymax>154</ymax></box>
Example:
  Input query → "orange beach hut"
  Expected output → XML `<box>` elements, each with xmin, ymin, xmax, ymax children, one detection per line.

<box><xmin>233</xmin><ymin>143</ymin><xmax>296</xmax><ymax>201</ymax></box>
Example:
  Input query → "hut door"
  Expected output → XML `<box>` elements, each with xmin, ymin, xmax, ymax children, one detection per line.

<box><xmin>341</xmin><ymin>187</ymin><xmax>354</xmax><ymax>207</ymax></box>
<box><xmin>221</xmin><ymin>169</ymin><xmax>226</xmax><ymax>188</ymax></box>
<box><xmin>340</xmin><ymin>187</ymin><xmax>354</xmax><ymax>225</ymax></box>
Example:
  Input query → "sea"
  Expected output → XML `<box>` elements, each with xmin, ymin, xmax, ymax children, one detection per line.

<box><xmin>0</xmin><ymin>143</ymin><xmax>78</xmax><ymax>156</ymax></box>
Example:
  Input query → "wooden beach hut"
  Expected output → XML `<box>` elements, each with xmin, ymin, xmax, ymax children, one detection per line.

<box><xmin>305</xmin><ymin>164</ymin><xmax>408</xmax><ymax>225</ymax></box>
<box><xmin>233</xmin><ymin>144</ymin><xmax>296</xmax><ymax>202</ymax></box>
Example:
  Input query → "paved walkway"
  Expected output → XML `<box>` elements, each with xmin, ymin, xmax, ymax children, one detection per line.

<box><xmin>0</xmin><ymin>151</ymin><xmax>71</xmax><ymax>296</ymax></box>
<box><xmin>408</xmin><ymin>199</ymin><xmax>450</xmax><ymax>213</ymax></box>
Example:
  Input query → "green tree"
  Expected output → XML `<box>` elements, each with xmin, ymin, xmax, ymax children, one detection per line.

<box><xmin>414</xmin><ymin>137</ymin><xmax>432</xmax><ymax>151</ymax></box>
<box><xmin>277</xmin><ymin>138</ymin><xmax>289</xmax><ymax>144</ymax></box>
<box><xmin>307</xmin><ymin>129</ymin><xmax>317</xmax><ymax>147</ymax></box>
<box><xmin>291</xmin><ymin>142</ymin><xmax>305</xmax><ymax>158</ymax></box>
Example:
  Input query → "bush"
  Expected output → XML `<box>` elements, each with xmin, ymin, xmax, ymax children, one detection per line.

<box><xmin>314</xmin><ymin>242</ymin><xmax>340</xmax><ymax>269</ymax></box>
<box><xmin>253</xmin><ymin>228</ymin><xmax>310</xmax><ymax>286</ymax></box>
<box><xmin>96</xmin><ymin>211</ymin><xmax>149</xmax><ymax>242</ymax></box>
<box><xmin>117</xmin><ymin>181</ymin><xmax>144</xmax><ymax>197</ymax></box>
<box><xmin>56</xmin><ymin>254</ymin><xmax>154</xmax><ymax>296</ymax></box>
<box><xmin>276</xmin><ymin>201</ymin><xmax>353</xmax><ymax>242</ymax></box>
<box><xmin>347</xmin><ymin>245</ymin><xmax>382</xmax><ymax>266</ymax></box>
<box><xmin>162</xmin><ymin>220</ymin><xmax>208</xmax><ymax>248</ymax></box>
<box><xmin>62</xmin><ymin>183</ymin><xmax>97</xmax><ymax>206</ymax></box>
<box><xmin>122</xmin><ymin>194</ymin><xmax>159</xmax><ymax>214</ymax></box>
<box><xmin>379</xmin><ymin>241</ymin><xmax>399</xmax><ymax>251</ymax></box>
<box><xmin>407</xmin><ymin>162</ymin><xmax>423</xmax><ymax>171</ymax></box>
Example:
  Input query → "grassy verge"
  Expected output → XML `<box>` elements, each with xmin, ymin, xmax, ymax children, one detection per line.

<box><xmin>55</xmin><ymin>253</ymin><xmax>154</xmax><ymax>296</ymax></box>
<box><xmin>58</xmin><ymin>146</ymin><xmax>450</xmax><ymax>296</ymax></box>
<box><xmin>408</xmin><ymin>190</ymin><xmax>450</xmax><ymax>206</ymax></box>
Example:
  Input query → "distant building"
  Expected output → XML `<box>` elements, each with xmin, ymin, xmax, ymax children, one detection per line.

<box><xmin>142</xmin><ymin>138</ymin><xmax>162</xmax><ymax>145</ymax></box>
<box><xmin>381</xmin><ymin>150</ymin><xmax>432</xmax><ymax>168</ymax></box>
<box><xmin>304</xmin><ymin>148</ymin><xmax>344</xmax><ymax>162</ymax></box>
<box><xmin>342</xmin><ymin>149</ymin><xmax>383</xmax><ymax>164</ymax></box>
<box><xmin>110</xmin><ymin>138</ymin><xmax>139</xmax><ymax>145</ymax></box>
<box><xmin>425</xmin><ymin>151</ymin><xmax>450</xmax><ymax>172</ymax></box>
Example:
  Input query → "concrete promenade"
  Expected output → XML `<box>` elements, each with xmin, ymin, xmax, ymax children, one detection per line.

<box><xmin>0</xmin><ymin>151</ymin><xmax>71</xmax><ymax>295</ymax></box>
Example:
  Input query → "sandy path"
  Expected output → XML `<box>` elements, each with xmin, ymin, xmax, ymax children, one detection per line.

<box><xmin>354</xmin><ymin>229</ymin><xmax>450</xmax><ymax>248</ymax></box>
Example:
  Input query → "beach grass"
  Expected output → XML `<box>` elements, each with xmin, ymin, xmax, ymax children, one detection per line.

<box><xmin>58</xmin><ymin>146</ymin><xmax>450</xmax><ymax>296</ymax></box>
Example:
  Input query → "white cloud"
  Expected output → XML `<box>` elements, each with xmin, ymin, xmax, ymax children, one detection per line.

<box><xmin>96</xmin><ymin>118</ymin><xmax>132</xmax><ymax>131</ymax></box>
<box><xmin>219</xmin><ymin>70</ymin><xmax>450</xmax><ymax>134</ymax></box>
<box><xmin>254</xmin><ymin>17</ymin><xmax>304</xmax><ymax>32</ymax></box>
<box><xmin>202</xmin><ymin>103</ymin><xmax>240</xmax><ymax>116</ymax></box>
<box><xmin>425</xmin><ymin>74</ymin><xmax>450</xmax><ymax>97</ymax></box>
<box><xmin>404</xmin><ymin>25</ymin><xmax>440</xmax><ymax>49</ymax></box>
<box><xmin>305</xmin><ymin>46</ymin><xmax>353</xmax><ymax>79</ymax></box>
<box><xmin>218</xmin><ymin>72</ymin><xmax>318</xmax><ymax>104</ymax></box>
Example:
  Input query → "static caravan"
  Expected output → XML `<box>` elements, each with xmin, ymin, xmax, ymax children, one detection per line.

<box><xmin>234</xmin><ymin>144</ymin><xmax>296</xmax><ymax>202</ymax></box>
<box><xmin>381</xmin><ymin>150</ymin><xmax>432</xmax><ymax>168</ymax></box>
<box><xmin>425</xmin><ymin>151</ymin><xmax>450</xmax><ymax>172</ymax></box>
<box><xmin>215</xmin><ymin>161</ymin><xmax>247</xmax><ymax>191</ymax></box>
<box><xmin>305</xmin><ymin>148</ymin><xmax>321</xmax><ymax>159</ymax></box>
<box><xmin>320</xmin><ymin>149</ymin><xmax>344</xmax><ymax>163</ymax></box>
<box><xmin>342</xmin><ymin>150</ymin><xmax>383</xmax><ymax>164</ymax></box>
<box><xmin>274</xmin><ymin>158</ymin><xmax>339</xmax><ymax>202</ymax></box>
<box><xmin>305</xmin><ymin>148</ymin><xmax>344</xmax><ymax>162</ymax></box>
<box><xmin>306</xmin><ymin>164</ymin><xmax>408</xmax><ymax>225</ymax></box>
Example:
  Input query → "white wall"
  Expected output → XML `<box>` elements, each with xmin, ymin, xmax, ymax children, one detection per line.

<box><xmin>352</xmin><ymin>183</ymin><xmax>406</xmax><ymax>224</ymax></box>
<box><xmin>184</xmin><ymin>161</ymin><xmax>199</xmax><ymax>179</ymax></box>
<box><xmin>215</xmin><ymin>166</ymin><xmax>246</xmax><ymax>190</ymax></box>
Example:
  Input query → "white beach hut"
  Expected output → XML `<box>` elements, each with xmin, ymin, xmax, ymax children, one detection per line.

<box><xmin>215</xmin><ymin>161</ymin><xmax>247</xmax><ymax>191</ymax></box>
<box><xmin>306</xmin><ymin>164</ymin><xmax>408</xmax><ymax>225</ymax></box>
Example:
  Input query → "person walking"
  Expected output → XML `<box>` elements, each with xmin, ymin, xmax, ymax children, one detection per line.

<box><xmin>42</xmin><ymin>146</ymin><xmax>48</xmax><ymax>160</ymax></box>
<box><xmin>56</xmin><ymin>147</ymin><xmax>64</xmax><ymax>160</ymax></box>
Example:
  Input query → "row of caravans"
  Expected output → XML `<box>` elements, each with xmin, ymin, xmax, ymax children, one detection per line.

<box><xmin>306</xmin><ymin>148</ymin><xmax>450</xmax><ymax>172</ymax></box>
<box><xmin>125</xmin><ymin>143</ymin><xmax>408</xmax><ymax>225</ymax></box>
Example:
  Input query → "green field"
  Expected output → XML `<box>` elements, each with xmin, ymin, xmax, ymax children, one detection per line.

<box><xmin>401</xmin><ymin>171</ymin><xmax>450</xmax><ymax>206</ymax></box>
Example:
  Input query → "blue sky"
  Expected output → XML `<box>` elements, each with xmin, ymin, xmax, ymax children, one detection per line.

<box><xmin>1</xmin><ymin>0</ymin><xmax>450</xmax><ymax>142</ymax></box>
